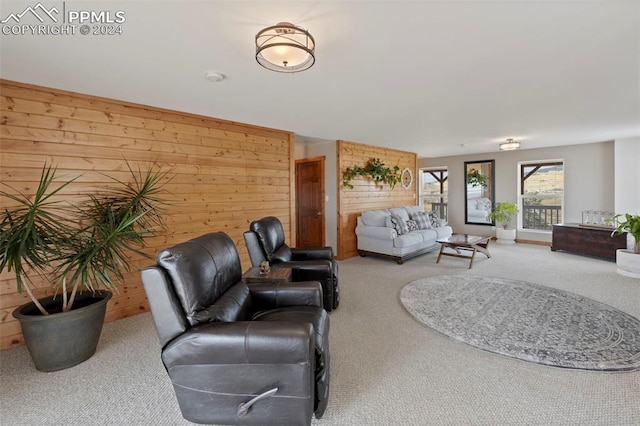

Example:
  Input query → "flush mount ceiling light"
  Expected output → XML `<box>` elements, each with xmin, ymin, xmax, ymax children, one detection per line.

<box><xmin>500</xmin><ymin>138</ymin><xmax>521</xmax><ymax>151</ymax></box>
<box><xmin>255</xmin><ymin>22</ymin><xmax>315</xmax><ymax>73</ymax></box>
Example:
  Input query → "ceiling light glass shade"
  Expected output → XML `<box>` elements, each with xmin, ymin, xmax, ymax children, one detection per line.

<box><xmin>500</xmin><ymin>139</ymin><xmax>521</xmax><ymax>151</ymax></box>
<box><xmin>255</xmin><ymin>22</ymin><xmax>315</xmax><ymax>73</ymax></box>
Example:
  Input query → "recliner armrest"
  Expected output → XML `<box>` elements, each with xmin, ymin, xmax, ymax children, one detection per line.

<box><xmin>272</xmin><ymin>261</ymin><xmax>332</xmax><ymax>283</ymax></box>
<box><xmin>291</xmin><ymin>247</ymin><xmax>334</xmax><ymax>261</ymax></box>
<box><xmin>274</xmin><ymin>260</ymin><xmax>331</xmax><ymax>273</ymax></box>
<box><xmin>162</xmin><ymin>321</ymin><xmax>314</xmax><ymax>368</ymax></box>
<box><xmin>248</xmin><ymin>281</ymin><xmax>323</xmax><ymax>310</ymax></box>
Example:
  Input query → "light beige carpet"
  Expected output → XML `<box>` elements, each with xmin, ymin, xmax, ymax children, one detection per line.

<box><xmin>1</xmin><ymin>243</ymin><xmax>639</xmax><ymax>425</ymax></box>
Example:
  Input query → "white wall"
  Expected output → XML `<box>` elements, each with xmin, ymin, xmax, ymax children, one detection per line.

<box><xmin>614</xmin><ymin>137</ymin><xmax>640</xmax><ymax>215</ymax></box>
<box><xmin>419</xmin><ymin>141</ymin><xmax>615</xmax><ymax>243</ymax></box>
<box><xmin>614</xmin><ymin>137</ymin><xmax>640</xmax><ymax>249</ymax></box>
<box><xmin>294</xmin><ymin>137</ymin><xmax>338</xmax><ymax>251</ymax></box>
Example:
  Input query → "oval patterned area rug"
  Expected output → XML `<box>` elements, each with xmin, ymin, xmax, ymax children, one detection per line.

<box><xmin>400</xmin><ymin>275</ymin><xmax>640</xmax><ymax>371</ymax></box>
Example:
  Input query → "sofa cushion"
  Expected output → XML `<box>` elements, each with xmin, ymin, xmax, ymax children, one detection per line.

<box><xmin>410</xmin><ymin>211</ymin><xmax>432</xmax><ymax>230</ymax></box>
<box><xmin>361</xmin><ymin>209</ymin><xmax>389</xmax><ymax>227</ymax></box>
<box><xmin>393</xmin><ymin>233</ymin><xmax>423</xmax><ymax>248</ymax></box>
<box><xmin>390</xmin><ymin>214</ymin><xmax>408</xmax><ymax>235</ymax></box>
<box><xmin>406</xmin><ymin>219</ymin><xmax>419</xmax><ymax>232</ymax></box>
<box><xmin>389</xmin><ymin>207</ymin><xmax>410</xmax><ymax>222</ymax></box>
<box><xmin>416</xmin><ymin>229</ymin><xmax>438</xmax><ymax>241</ymax></box>
<box><xmin>403</xmin><ymin>206</ymin><xmax>423</xmax><ymax>216</ymax></box>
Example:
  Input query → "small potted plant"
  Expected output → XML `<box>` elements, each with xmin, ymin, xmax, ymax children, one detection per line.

<box><xmin>0</xmin><ymin>162</ymin><xmax>169</xmax><ymax>371</ymax></box>
<box><xmin>611</xmin><ymin>213</ymin><xmax>640</xmax><ymax>278</ymax></box>
<box><xmin>488</xmin><ymin>202</ymin><xmax>519</xmax><ymax>244</ymax></box>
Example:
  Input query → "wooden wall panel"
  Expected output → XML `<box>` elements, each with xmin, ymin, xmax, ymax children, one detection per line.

<box><xmin>336</xmin><ymin>140</ymin><xmax>417</xmax><ymax>259</ymax></box>
<box><xmin>0</xmin><ymin>79</ymin><xmax>294</xmax><ymax>349</ymax></box>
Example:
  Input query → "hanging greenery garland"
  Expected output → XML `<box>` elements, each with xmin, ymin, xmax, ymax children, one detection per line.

<box><xmin>342</xmin><ymin>158</ymin><xmax>401</xmax><ymax>189</ymax></box>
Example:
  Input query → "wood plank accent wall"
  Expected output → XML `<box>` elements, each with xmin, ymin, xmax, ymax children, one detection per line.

<box><xmin>336</xmin><ymin>140</ymin><xmax>417</xmax><ymax>259</ymax></box>
<box><xmin>0</xmin><ymin>79</ymin><xmax>295</xmax><ymax>350</ymax></box>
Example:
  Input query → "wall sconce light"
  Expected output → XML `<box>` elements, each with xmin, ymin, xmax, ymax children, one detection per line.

<box><xmin>499</xmin><ymin>138</ymin><xmax>521</xmax><ymax>151</ymax></box>
<box><xmin>255</xmin><ymin>22</ymin><xmax>315</xmax><ymax>73</ymax></box>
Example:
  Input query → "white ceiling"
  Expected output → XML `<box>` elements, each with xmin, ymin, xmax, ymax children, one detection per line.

<box><xmin>1</xmin><ymin>1</ymin><xmax>638</xmax><ymax>158</ymax></box>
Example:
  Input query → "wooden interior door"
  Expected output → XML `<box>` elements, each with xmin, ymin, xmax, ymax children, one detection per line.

<box><xmin>296</xmin><ymin>157</ymin><xmax>325</xmax><ymax>247</ymax></box>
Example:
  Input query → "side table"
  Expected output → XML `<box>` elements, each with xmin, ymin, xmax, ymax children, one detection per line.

<box><xmin>242</xmin><ymin>267</ymin><xmax>292</xmax><ymax>284</ymax></box>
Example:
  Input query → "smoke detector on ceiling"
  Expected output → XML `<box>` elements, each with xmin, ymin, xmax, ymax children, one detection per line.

<box><xmin>205</xmin><ymin>71</ymin><xmax>225</xmax><ymax>82</ymax></box>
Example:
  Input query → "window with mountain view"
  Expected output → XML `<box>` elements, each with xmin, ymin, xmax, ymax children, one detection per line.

<box><xmin>420</xmin><ymin>168</ymin><xmax>448</xmax><ymax>220</ymax></box>
<box><xmin>520</xmin><ymin>161</ymin><xmax>564</xmax><ymax>230</ymax></box>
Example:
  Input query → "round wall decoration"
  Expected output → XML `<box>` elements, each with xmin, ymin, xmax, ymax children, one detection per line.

<box><xmin>401</xmin><ymin>167</ymin><xmax>413</xmax><ymax>189</ymax></box>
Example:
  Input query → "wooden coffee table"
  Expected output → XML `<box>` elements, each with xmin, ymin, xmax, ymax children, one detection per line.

<box><xmin>436</xmin><ymin>234</ymin><xmax>492</xmax><ymax>269</ymax></box>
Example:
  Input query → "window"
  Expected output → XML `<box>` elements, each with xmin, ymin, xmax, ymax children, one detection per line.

<box><xmin>420</xmin><ymin>167</ymin><xmax>448</xmax><ymax>220</ymax></box>
<box><xmin>519</xmin><ymin>161</ymin><xmax>564</xmax><ymax>231</ymax></box>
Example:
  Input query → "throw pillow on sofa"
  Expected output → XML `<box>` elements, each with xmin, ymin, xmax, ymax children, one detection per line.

<box><xmin>428</xmin><ymin>211</ymin><xmax>448</xmax><ymax>227</ymax></box>
<box><xmin>406</xmin><ymin>219</ymin><xmax>419</xmax><ymax>232</ymax></box>
<box><xmin>389</xmin><ymin>214</ymin><xmax>408</xmax><ymax>235</ymax></box>
<box><xmin>410</xmin><ymin>211</ymin><xmax>432</xmax><ymax>230</ymax></box>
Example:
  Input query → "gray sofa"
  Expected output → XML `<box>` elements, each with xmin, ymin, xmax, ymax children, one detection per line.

<box><xmin>355</xmin><ymin>206</ymin><xmax>453</xmax><ymax>264</ymax></box>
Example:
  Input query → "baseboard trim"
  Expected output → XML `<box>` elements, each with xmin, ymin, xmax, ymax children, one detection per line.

<box><xmin>516</xmin><ymin>239</ymin><xmax>551</xmax><ymax>247</ymax></box>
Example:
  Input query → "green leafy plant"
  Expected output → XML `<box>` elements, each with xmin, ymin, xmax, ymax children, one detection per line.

<box><xmin>488</xmin><ymin>202</ymin><xmax>519</xmax><ymax>229</ymax></box>
<box><xmin>342</xmin><ymin>158</ymin><xmax>401</xmax><ymax>189</ymax></box>
<box><xmin>610</xmin><ymin>213</ymin><xmax>640</xmax><ymax>254</ymax></box>
<box><xmin>0</xmin><ymin>162</ymin><xmax>170</xmax><ymax>315</ymax></box>
<box><xmin>466</xmin><ymin>168</ymin><xmax>488</xmax><ymax>188</ymax></box>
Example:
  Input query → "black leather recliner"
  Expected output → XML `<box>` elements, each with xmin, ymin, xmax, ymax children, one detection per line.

<box><xmin>243</xmin><ymin>216</ymin><xmax>340</xmax><ymax>311</ymax></box>
<box><xmin>141</xmin><ymin>232</ymin><xmax>330</xmax><ymax>425</ymax></box>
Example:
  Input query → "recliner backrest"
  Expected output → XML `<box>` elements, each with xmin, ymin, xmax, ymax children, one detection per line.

<box><xmin>243</xmin><ymin>231</ymin><xmax>267</xmax><ymax>266</ymax></box>
<box><xmin>192</xmin><ymin>281</ymin><xmax>253</xmax><ymax>323</ymax></box>
<box><xmin>249</xmin><ymin>216</ymin><xmax>292</xmax><ymax>263</ymax></box>
<box><xmin>156</xmin><ymin>232</ymin><xmax>242</xmax><ymax>326</ymax></box>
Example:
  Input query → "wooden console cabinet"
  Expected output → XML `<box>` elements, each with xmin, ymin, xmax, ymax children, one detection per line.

<box><xmin>551</xmin><ymin>223</ymin><xmax>626</xmax><ymax>261</ymax></box>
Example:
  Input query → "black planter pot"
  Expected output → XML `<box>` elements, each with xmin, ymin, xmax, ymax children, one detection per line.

<box><xmin>12</xmin><ymin>290</ymin><xmax>112</xmax><ymax>372</ymax></box>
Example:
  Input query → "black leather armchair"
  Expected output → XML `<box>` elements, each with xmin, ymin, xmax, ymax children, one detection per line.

<box><xmin>244</xmin><ymin>216</ymin><xmax>340</xmax><ymax>311</ymax></box>
<box><xmin>141</xmin><ymin>232</ymin><xmax>330</xmax><ymax>425</ymax></box>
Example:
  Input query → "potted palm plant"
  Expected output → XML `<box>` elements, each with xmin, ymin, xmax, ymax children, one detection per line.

<box><xmin>488</xmin><ymin>202</ymin><xmax>519</xmax><ymax>244</ymax></box>
<box><xmin>611</xmin><ymin>213</ymin><xmax>640</xmax><ymax>278</ymax></box>
<box><xmin>0</xmin><ymin>162</ymin><xmax>169</xmax><ymax>371</ymax></box>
